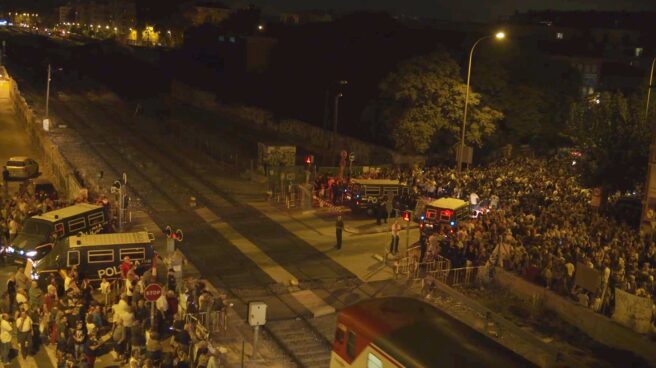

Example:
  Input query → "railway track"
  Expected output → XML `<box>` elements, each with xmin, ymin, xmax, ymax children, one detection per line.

<box><xmin>9</xmin><ymin>65</ymin><xmax>339</xmax><ymax>367</ymax></box>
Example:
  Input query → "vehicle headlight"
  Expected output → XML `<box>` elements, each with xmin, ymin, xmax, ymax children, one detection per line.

<box><xmin>25</xmin><ymin>251</ymin><xmax>37</xmax><ymax>258</ymax></box>
<box><xmin>6</xmin><ymin>247</ymin><xmax>15</xmax><ymax>254</ymax></box>
<box><xmin>18</xmin><ymin>250</ymin><xmax>24</xmax><ymax>255</ymax></box>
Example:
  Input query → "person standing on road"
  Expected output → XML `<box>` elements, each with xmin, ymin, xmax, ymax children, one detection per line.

<box><xmin>0</xmin><ymin>313</ymin><xmax>12</xmax><ymax>364</ymax></box>
<box><xmin>390</xmin><ymin>221</ymin><xmax>401</xmax><ymax>255</ymax></box>
<box><xmin>335</xmin><ymin>215</ymin><xmax>344</xmax><ymax>250</ymax></box>
<box><xmin>16</xmin><ymin>310</ymin><xmax>33</xmax><ymax>360</ymax></box>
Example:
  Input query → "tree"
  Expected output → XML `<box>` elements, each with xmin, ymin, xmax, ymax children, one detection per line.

<box><xmin>379</xmin><ymin>51</ymin><xmax>503</xmax><ymax>154</ymax></box>
<box><xmin>565</xmin><ymin>92</ymin><xmax>650</xmax><ymax>196</ymax></box>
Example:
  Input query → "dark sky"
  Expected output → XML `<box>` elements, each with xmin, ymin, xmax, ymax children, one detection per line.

<box><xmin>230</xmin><ymin>0</ymin><xmax>656</xmax><ymax>21</ymax></box>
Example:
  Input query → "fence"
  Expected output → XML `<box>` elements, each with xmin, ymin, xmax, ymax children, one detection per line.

<box><xmin>394</xmin><ymin>254</ymin><xmax>452</xmax><ymax>281</ymax></box>
<box><xmin>185</xmin><ymin>309</ymin><xmax>229</xmax><ymax>339</ymax></box>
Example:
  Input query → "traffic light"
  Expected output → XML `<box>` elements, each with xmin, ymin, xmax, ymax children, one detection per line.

<box><xmin>173</xmin><ymin>229</ymin><xmax>184</xmax><ymax>242</ymax></box>
<box><xmin>402</xmin><ymin>211</ymin><xmax>411</xmax><ymax>222</ymax></box>
<box><xmin>164</xmin><ymin>226</ymin><xmax>172</xmax><ymax>238</ymax></box>
<box><xmin>305</xmin><ymin>155</ymin><xmax>314</xmax><ymax>166</ymax></box>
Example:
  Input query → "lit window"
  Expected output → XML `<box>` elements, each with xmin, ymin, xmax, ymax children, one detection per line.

<box><xmin>636</xmin><ymin>47</ymin><xmax>644</xmax><ymax>57</ymax></box>
<box><xmin>367</xmin><ymin>353</ymin><xmax>383</xmax><ymax>368</ymax></box>
<box><xmin>556</xmin><ymin>32</ymin><xmax>564</xmax><ymax>39</ymax></box>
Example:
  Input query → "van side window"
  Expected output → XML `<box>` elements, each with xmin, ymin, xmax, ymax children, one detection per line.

<box><xmin>67</xmin><ymin>251</ymin><xmax>80</xmax><ymax>267</ymax></box>
<box><xmin>120</xmin><ymin>248</ymin><xmax>145</xmax><ymax>261</ymax></box>
<box><xmin>88</xmin><ymin>249</ymin><xmax>114</xmax><ymax>263</ymax></box>
<box><xmin>68</xmin><ymin>218</ymin><xmax>86</xmax><ymax>233</ymax></box>
<box><xmin>346</xmin><ymin>330</ymin><xmax>357</xmax><ymax>359</ymax></box>
<box><xmin>88</xmin><ymin>212</ymin><xmax>104</xmax><ymax>226</ymax></box>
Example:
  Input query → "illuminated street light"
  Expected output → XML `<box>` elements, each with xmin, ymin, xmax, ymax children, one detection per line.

<box><xmin>257</xmin><ymin>24</ymin><xmax>264</xmax><ymax>31</ymax></box>
<box><xmin>457</xmin><ymin>31</ymin><xmax>506</xmax><ymax>174</ymax></box>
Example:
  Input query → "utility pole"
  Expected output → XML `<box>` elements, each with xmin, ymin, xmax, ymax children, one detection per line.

<box><xmin>331</xmin><ymin>93</ymin><xmax>343</xmax><ymax>157</ymax></box>
<box><xmin>45</xmin><ymin>64</ymin><xmax>51</xmax><ymax>118</ymax></box>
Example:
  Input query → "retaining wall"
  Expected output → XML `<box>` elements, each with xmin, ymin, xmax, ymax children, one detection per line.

<box><xmin>170</xmin><ymin>80</ymin><xmax>424</xmax><ymax>166</ymax></box>
<box><xmin>6</xmin><ymin>71</ymin><xmax>84</xmax><ymax>200</ymax></box>
<box><xmin>495</xmin><ymin>268</ymin><xmax>656</xmax><ymax>366</ymax></box>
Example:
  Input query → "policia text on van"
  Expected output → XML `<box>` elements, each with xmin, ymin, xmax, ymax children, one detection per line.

<box><xmin>6</xmin><ymin>204</ymin><xmax>108</xmax><ymax>261</ymax></box>
<box><xmin>32</xmin><ymin>231</ymin><xmax>155</xmax><ymax>282</ymax></box>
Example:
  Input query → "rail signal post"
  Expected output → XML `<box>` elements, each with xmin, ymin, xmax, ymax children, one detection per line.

<box><xmin>165</xmin><ymin>226</ymin><xmax>184</xmax><ymax>253</ymax></box>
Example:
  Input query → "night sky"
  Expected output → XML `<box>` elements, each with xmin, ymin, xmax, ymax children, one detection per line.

<box><xmin>230</xmin><ymin>0</ymin><xmax>656</xmax><ymax>21</ymax></box>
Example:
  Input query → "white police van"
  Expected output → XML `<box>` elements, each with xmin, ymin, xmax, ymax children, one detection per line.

<box><xmin>32</xmin><ymin>231</ymin><xmax>155</xmax><ymax>282</ymax></box>
<box><xmin>8</xmin><ymin>203</ymin><xmax>107</xmax><ymax>261</ymax></box>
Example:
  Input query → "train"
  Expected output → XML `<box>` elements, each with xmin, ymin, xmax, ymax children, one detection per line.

<box><xmin>330</xmin><ymin>297</ymin><xmax>534</xmax><ymax>368</ymax></box>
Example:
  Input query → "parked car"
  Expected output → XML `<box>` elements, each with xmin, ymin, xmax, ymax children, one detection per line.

<box><xmin>33</xmin><ymin>178</ymin><xmax>58</xmax><ymax>200</ymax></box>
<box><xmin>4</xmin><ymin>156</ymin><xmax>39</xmax><ymax>180</ymax></box>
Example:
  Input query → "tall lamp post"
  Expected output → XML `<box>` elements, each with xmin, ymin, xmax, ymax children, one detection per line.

<box><xmin>331</xmin><ymin>92</ymin><xmax>344</xmax><ymax>159</ymax></box>
<box><xmin>457</xmin><ymin>31</ymin><xmax>505</xmax><ymax>174</ymax></box>
<box><xmin>323</xmin><ymin>80</ymin><xmax>348</xmax><ymax>130</ymax></box>
<box><xmin>646</xmin><ymin>57</ymin><xmax>656</xmax><ymax>117</ymax></box>
<box><xmin>45</xmin><ymin>64</ymin><xmax>51</xmax><ymax>118</ymax></box>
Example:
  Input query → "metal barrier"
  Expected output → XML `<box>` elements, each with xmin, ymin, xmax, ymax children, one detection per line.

<box><xmin>427</xmin><ymin>266</ymin><xmax>484</xmax><ymax>287</ymax></box>
<box><xmin>185</xmin><ymin>309</ymin><xmax>229</xmax><ymax>338</ymax></box>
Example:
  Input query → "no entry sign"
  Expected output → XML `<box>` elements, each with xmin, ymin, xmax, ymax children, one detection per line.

<box><xmin>144</xmin><ymin>283</ymin><xmax>163</xmax><ymax>302</ymax></box>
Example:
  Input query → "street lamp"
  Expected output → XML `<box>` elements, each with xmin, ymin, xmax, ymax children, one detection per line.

<box><xmin>323</xmin><ymin>80</ymin><xmax>348</xmax><ymax>130</ymax></box>
<box><xmin>646</xmin><ymin>57</ymin><xmax>656</xmax><ymax>118</ymax></box>
<box><xmin>45</xmin><ymin>64</ymin><xmax>63</xmax><ymax>118</ymax></box>
<box><xmin>457</xmin><ymin>31</ymin><xmax>505</xmax><ymax>174</ymax></box>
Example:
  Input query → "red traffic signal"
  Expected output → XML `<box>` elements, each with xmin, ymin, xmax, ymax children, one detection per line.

<box><xmin>305</xmin><ymin>155</ymin><xmax>314</xmax><ymax>165</ymax></box>
<box><xmin>402</xmin><ymin>211</ymin><xmax>411</xmax><ymax>222</ymax></box>
<box><xmin>172</xmin><ymin>229</ymin><xmax>184</xmax><ymax>242</ymax></box>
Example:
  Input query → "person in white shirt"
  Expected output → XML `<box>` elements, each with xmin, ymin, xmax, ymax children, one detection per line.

<box><xmin>470</xmin><ymin>192</ymin><xmax>479</xmax><ymax>206</ymax></box>
<box><xmin>15</xmin><ymin>289</ymin><xmax>27</xmax><ymax>306</ymax></box>
<box><xmin>16</xmin><ymin>310</ymin><xmax>32</xmax><ymax>359</ymax></box>
<box><xmin>0</xmin><ymin>314</ymin><xmax>12</xmax><ymax>364</ymax></box>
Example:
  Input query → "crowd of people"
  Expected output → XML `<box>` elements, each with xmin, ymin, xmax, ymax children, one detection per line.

<box><xmin>0</xmin><ymin>252</ymin><xmax>227</xmax><ymax>367</ymax></box>
<box><xmin>335</xmin><ymin>156</ymin><xmax>655</xmax><ymax>325</ymax></box>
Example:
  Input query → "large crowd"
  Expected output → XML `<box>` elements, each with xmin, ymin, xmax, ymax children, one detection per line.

<box><xmin>0</xmin><ymin>252</ymin><xmax>227</xmax><ymax>367</ymax></box>
<box><xmin>0</xmin><ymin>180</ymin><xmax>227</xmax><ymax>367</ymax></box>
<box><xmin>327</xmin><ymin>156</ymin><xmax>656</xmax><ymax>323</ymax></box>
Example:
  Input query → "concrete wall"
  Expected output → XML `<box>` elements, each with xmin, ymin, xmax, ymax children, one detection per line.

<box><xmin>495</xmin><ymin>269</ymin><xmax>656</xmax><ymax>366</ymax></box>
<box><xmin>7</xmin><ymin>73</ymin><xmax>84</xmax><ymax>200</ymax></box>
<box><xmin>170</xmin><ymin>80</ymin><xmax>425</xmax><ymax>166</ymax></box>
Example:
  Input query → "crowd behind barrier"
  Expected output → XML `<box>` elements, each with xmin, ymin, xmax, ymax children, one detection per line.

<box><xmin>313</xmin><ymin>156</ymin><xmax>656</xmax><ymax>333</ymax></box>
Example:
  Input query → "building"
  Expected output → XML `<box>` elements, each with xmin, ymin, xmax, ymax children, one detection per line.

<box><xmin>216</xmin><ymin>34</ymin><xmax>277</xmax><ymax>73</ymax></box>
<box><xmin>507</xmin><ymin>11</ymin><xmax>655</xmax><ymax>95</ymax></box>
<box><xmin>187</xmin><ymin>2</ymin><xmax>232</xmax><ymax>26</ymax></box>
<box><xmin>280</xmin><ymin>10</ymin><xmax>332</xmax><ymax>25</ymax></box>
<box><xmin>61</xmin><ymin>0</ymin><xmax>136</xmax><ymax>30</ymax></box>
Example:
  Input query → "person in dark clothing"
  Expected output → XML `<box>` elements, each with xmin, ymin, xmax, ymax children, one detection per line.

<box><xmin>6</xmin><ymin>274</ymin><xmax>15</xmax><ymax>314</ymax></box>
<box><xmin>335</xmin><ymin>215</ymin><xmax>344</xmax><ymax>250</ymax></box>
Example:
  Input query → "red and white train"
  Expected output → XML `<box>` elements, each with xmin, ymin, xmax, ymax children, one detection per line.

<box><xmin>330</xmin><ymin>297</ymin><xmax>534</xmax><ymax>368</ymax></box>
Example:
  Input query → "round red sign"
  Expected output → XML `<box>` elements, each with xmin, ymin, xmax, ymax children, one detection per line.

<box><xmin>144</xmin><ymin>283</ymin><xmax>163</xmax><ymax>302</ymax></box>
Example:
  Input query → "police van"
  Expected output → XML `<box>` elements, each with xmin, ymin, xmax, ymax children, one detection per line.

<box><xmin>8</xmin><ymin>203</ymin><xmax>108</xmax><ymax>261</ymax></box>
<box><xmin>346</xmin><ymin>179</ymin><xmax>409</xmax><ymax>215</ymax></box>
<box><xmin>32</xmin><ymin>231</ymin><xmax>155</xmax><ymax>282</ymax></box>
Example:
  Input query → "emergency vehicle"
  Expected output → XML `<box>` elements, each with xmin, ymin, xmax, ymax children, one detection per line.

<box><xmin>32</xmin><ymin>231</ymin><xmax>155</xmax><ymax>282</ymax></box>
<box><xmin>346</xmin><ymin>179</ymin><xmax>409</xmax><ymax>215</ymax></box>
<box><xmin>419</xmin><ymin>197</ymin><xmax>470</xmax><ymax>233</ymax></box>
<box><xmin>8</xmin><ymin>204</ymin><xmax>108</xmax><ymax>261</ymax></box>
<box><xmin>330</xmin><ymin>297</ymin><xmax>533</xmax><ymax>367</ymax></box>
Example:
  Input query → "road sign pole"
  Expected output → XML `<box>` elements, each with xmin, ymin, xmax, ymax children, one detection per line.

<box><xmin>150</xmin><ymin>301</ymin><xmax>155</xmax><ymax>329</ymax></box>
<box><xmin>405</xmin><ymin>210</ymin><xmax>412</xmax><ymax>254</ymax></box>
